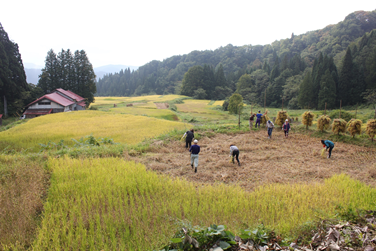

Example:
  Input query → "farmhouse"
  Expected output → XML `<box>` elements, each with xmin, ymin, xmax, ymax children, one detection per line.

<box><xmin>23</xmin><ymin>88</ymin><xmax>86</xmax><ymax>119</ymax></box>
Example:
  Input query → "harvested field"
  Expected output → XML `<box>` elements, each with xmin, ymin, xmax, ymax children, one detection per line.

<box><xmin>131</xmin><ymin>130</ymin><xmax>376</xmax><ymax>191</ymax></box>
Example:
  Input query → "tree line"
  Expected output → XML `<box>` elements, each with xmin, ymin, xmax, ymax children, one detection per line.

<box><xmin>95</xmin><ymin>10</ymin><xmax>376</xmax><ymax>109</ymax></box>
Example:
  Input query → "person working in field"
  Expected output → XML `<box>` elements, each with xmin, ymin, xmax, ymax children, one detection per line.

<box><xmin>321</xmin><ymin>139</ymin><xmax>334</xmax><ymax>158</ymax></box>
<box><xmin>249</xmin><ymin>113</ymin><xmax>256</xmax><ymax>130</ymax></box>
<box><xmin>182</xmin><ymin>129</ymin><xmax>194</xmax><ymax>148</ymax></box>
<box><xmin>255</xmin><ymin>111</ymin><xmax>263</xmax><ymax>128</ymax></box>
<box><xmin>189</xmin><ymin>139</ymin><xmax>200</xmax><ymax>173</ymax></box>
<box><xmin>229</xmin><ymin>144</ymin><xmax>241</xmax><ymax>166</ymax></box>
<box><xmin>266</xmin><ymin>120</ymin><xmax>274</xmax><ymax>139</ymax></box>
<box><xmin>282</xmin><ymin>119</ymin><xmax>290</xmax><ymax>138</ymax></box>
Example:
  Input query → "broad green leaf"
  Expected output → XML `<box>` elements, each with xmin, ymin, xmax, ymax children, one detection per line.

<box><xmin>219</xmin><ymin>241</ymin><xmax>231</xmax><ymax>250</ymax></box>
<box><xmin>170</xmin><ymin>238</ymin><xmax>182</xmax><ymax>243</ymax></box>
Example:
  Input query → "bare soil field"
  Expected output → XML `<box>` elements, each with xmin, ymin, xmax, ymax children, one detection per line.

<box><xmin>128</xmin><ymin>129</ymin><xmax>376</xmax><ymax>191</ymax></box>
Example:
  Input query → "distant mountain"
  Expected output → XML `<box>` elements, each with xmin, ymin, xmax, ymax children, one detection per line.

<box><xmin>25</xmin><ymin>68</ymin><xmax>42</xmax><ymax>85</ymax></box>
<box><xmin>24</xmin><ymin>64</ymin><xmax>139</xmax><ymax>84</ymax></box>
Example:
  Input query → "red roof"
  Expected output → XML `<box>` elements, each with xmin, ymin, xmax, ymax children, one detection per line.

<box><xmin>77</xmin><ymin>101</ymin><xmax>86</xmax><ymax>107</ymax></box>
<box><xmin>27</xmin><ymin>93</ymin><xmax>75</xmax><ymax>107</ymax></box>
<box><xmin>23</xmin><ymin>109</ymin><xmax>53</xmax><ymax>115</ymax></box>
<box><xmin>55</xmin><ymin>88</ymin><xmax>85</xmax><ymax>102</ymax></box>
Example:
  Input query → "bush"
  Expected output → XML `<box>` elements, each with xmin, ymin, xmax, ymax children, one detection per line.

<box><xmin>366</xmin><ymin>119</ymin><xmax>376</xmax><ymax>142</ymax></box>
<box><xmin>317</xmin><ymin>115</ymin><xmax>331</xmax><ymax>132</ymax></box>
<box><xmin>328</xmin><ymin>110</ymin><xmax>352</xmax><ymax>122</ymax></box>
<box><xmin>332</xmin><ymin>119</ymin><xmax>347</xmax><ymax>135</ymax></box>
<box><xmin>346</xmin><ymin>119</ymin><xmax>362</xmax><ymax>138</ymax></box>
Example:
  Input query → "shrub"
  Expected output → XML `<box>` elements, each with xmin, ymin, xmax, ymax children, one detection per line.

<box><xmin>366</xmin><ymin>119</ymin><xmax>376</xmax><ymax>142</ymax></box>
<box><xmin>346</xmin><ymin>119</ymin><xmax>362</xmax><ymax>138</ymax></box>
<box><xmin>302</xmin><ymin>111</ymin><xmax>314</xmax><ymax>129</ymax></box>
<box><xmin>317</xmin><ymin>115</ymin><xmax>331</xmax><ymax>132</ymax></box>
<box><xmin>328</xmin><ymin>110</ymin><xmax>352</xmax><ymax>122</ymax></box>
<box><xmin>275</xmin><ymin>111</ymin><xmax>288</xmax><ymax>127</ymax></box>
<box><xmin>332</xmin><ymin>119</ymin><xmax>347</xmax><ymax>135</ymax></box>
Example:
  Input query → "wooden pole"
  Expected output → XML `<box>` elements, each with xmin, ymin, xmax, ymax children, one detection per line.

<box><xmin>263</xmin><ymin>92</ymin><xmax>266</xmax><ymax>112</ymax></box>
<box><xmin>355</xmin><ymin>103</ymin><xmax>358</xmax><ymax>119</ymax></box>
<box><xmin>325</xmin><ymin>102</ymin><xmax>327</xmax><ymax>116</ymax></box>
<box><xmin>339</xmin><ymin>100</ymin><xmax>342</xmax><ymax>119</ymax></box>
<box><xmin>282</xmin><ymin>97</ymin><xmax>284</xmax><ymax>111</ymax></box>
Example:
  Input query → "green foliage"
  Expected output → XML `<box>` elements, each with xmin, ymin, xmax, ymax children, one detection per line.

<box><xmin>227</xmin><ymin>93</ymin><xmax>243</xmax><ymax>114</ymax></box>
<box><xmin>328</xmin><ymin>110</ymin><xmax>353</xmax><ymax>121</ymax></box>
<box><xmin>0</xmin><ymin>22</ymin><xmax>29</xmax><ymax>117</ymax></box>
<box><xmin>38</xmin><ymin>49</ymin><xmax>96</xmax><ymax>106</ymax></box>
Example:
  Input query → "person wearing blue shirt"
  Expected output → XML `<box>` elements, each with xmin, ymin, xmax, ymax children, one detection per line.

<box><xmin>189</xmin><ymin>139</ymin><xmax>200</xmax><ymax>173</ymax></box>
<box><xmin>255</xmin><ymin>110</ymin><xmax>263</xmax><ymax>128</ymax></box>
<box><xmin>321</xmin><ymin>139</ymin><xmax>334</xmax><ymax>158</ymax></box>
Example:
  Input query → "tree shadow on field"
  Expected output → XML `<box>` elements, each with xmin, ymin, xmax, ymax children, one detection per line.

<box><xmin>127</xmin><ymin>130</ymin><xmax>376</xmax><ymax>191</ymax></box>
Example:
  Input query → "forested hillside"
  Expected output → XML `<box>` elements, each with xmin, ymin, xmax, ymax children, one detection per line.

<box><xmin>96</xmin><ymin>10</ymin><xmax>376</xmax><ymax>108</ymax></box>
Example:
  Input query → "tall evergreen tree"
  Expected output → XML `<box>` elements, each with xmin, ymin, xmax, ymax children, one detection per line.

<box><xmin>366</xmin><ymin>48</ymin><xmax>376</xmax><ymax>89</ymax></box>
<box><xmin>215</xmin><ymin>64</ymin><xmax>227</xmax><ymax>87</ymax></box>
<box><xmin>202</xmin><ymin>64</ymin><xmax>215</xmax><ymax>99</ymax></box>
<box><xmin>338</xmin><ymin>47</ymin><xmax>364</xmax><ymax>106</ymax></box>
<box><xmin>318</xmin><ymin>70</ymin><xmax>336</xmax><ymax>109</ymax></box>
<box><xmin>0</xmin><ymin>23</ymin><xmax>28</xmax><ymax>116</ymax></box>
<box><xmin>298</xmin><ymin>71</ymin><xmax>314</xmax><ymax>108</ymax></box>
<box><xmin>38</xmin><ymin>49</ymin><xmax>59</xmax><ymax>93</ymax></box>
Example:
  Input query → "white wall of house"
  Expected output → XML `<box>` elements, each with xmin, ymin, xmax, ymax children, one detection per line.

<box><xmin>28</xmin><ymin>99</ymin><xmax>64</xmax><ymax>109</ymax></box>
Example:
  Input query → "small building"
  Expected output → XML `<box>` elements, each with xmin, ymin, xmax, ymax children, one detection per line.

<box><xmin>23</xmin><ymin>88</ymin><xmax>86</xmax><ymax>119</ymax></box>
<box><xmin>0</xmin><ymin>114</ymin><xmax>2</xmax><ymax>126</ymax></box>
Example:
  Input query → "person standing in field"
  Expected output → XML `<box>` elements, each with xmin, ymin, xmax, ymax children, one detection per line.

<box><xmin>321</xmin><ymin>139</ymin><xmax>334</xmax><ymax>158</ymax></box>
<box><xmin>282</xmin><ymin>119</ymin><xmax>290</xmax><ymax>138</ymax></box>
<box><xmin>189</xmin><ymin>139</ymin><xmax>200</xmax><ymax>173</ymax></box>
<box><xmin>255</xmin><ymin>111</ymin><xmax>263</xmax><ymax>128</ymax></box>
<box><xmin>249</xmin><ymin>113</ymin><xmax>256</xmax><ymax>130</ymax></box>
<box><xmin>266</xmin><ymin>120</ymin><xmax>274</xmax><ymax>139</ymax></box>
<box><xmin>229</xmin><ymin>144</ymin><xmax>241</xmax><ymax>166</ymax></box>
<box><xmin>183</xmin><ymin>129</ymin><xmax>194</xmax><ymax>148</ymax></box>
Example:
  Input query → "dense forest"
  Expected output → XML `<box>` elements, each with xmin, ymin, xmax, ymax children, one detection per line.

<box><xmin>96</xmin><ymin>10</ymin><xmax>376</xmax><ymax>108</ymax></box>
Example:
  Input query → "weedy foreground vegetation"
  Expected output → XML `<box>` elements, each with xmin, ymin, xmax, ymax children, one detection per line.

<box><xmin>1</xmin><ymin>95</ymin><xmax>376</xmax><ymax>250</ymax></box>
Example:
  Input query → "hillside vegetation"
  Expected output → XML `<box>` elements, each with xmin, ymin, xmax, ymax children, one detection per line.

<box><xmin>96</xmin><ymin>10</ymin><xmax>376</xmax><ymax>111</ymax></box>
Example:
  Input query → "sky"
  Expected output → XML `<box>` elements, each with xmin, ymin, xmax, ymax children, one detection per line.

<box><xmin>1</xmin><ymin>0</ymin><xmax>375</xmax><ymax>69</ymax></box>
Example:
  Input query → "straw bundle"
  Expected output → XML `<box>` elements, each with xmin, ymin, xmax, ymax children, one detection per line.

<box><xmin>302</xmin><ymin>111</ymin><xmax>314</xmax><ymax>129</ymax></box>
<box><xmin>332</xmin><ymin>119</ymin><xmax>347</xmax><ymax>135</ymax></box>
<box><xmin>321</xmin><ymin>148</ymin><xmax>326</xmax><ymax>157</ymax></box>
<box><xmin>366</xmin><ymin>119</ymin><xmax>376</xmax><ymax>141</ymax></box>
<box><xmin>317</xmin><ymin>115</ymin><xmax>331</xmax><ymax>132</ymax></box>
<box><xmin>261</xmin><ymin>113</ymin><xmax>270</xmax><ymax>126</ymax></box>
<box><xmin>275</xmin><ymin>111</ymin><xmax>288</xmax><ymax>127</ymax></box>
<box><xmin>346</xmin><ymin>119</ymin><xmax>362</xmax><ymax>138</ymax></box>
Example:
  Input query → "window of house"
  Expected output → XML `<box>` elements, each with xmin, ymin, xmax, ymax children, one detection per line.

<box><xmin>38</xmin><ymin>101</ymin><xmax>51</xmax><ymax>105</ymax></box>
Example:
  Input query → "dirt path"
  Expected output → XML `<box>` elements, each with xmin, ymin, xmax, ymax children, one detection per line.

<box><xmin>128</xmin><ymin>129</ymin><xmax>376</xmax><ymax>191</ymax></box>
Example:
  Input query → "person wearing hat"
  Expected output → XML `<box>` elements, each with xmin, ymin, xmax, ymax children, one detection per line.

<box><xmin>229</xmin><ymin>144</ymin><xmax>241</xmax><ymax>166</ymax></box>
<box><xmin>189</xmin><ymin>139</ymin><xmax>200</xmax><ymax>173</ymax></box>
<box><xmin>282</xmin><ymin>119</ymin><xmax>291</xmax><ymax>138</ymax></box>
<box><xmin>266</xmin><ymin>120</ymin><xmax>274</xmax><ymax>139</ymax></box>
